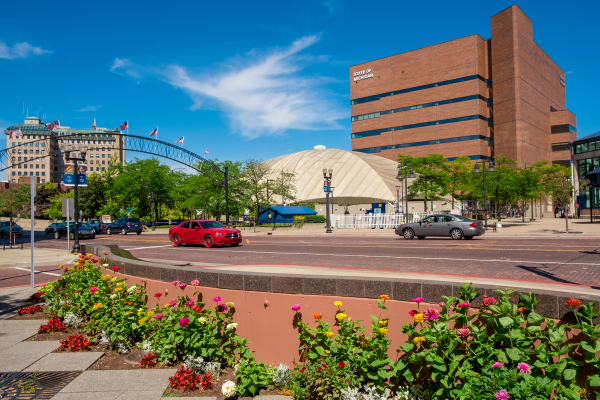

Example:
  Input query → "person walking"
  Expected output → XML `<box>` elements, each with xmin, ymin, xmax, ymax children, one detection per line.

<box><xmin>554</xmin><ymin>206</ymin><xmax>558</xmax><ymax>218</ymax></box>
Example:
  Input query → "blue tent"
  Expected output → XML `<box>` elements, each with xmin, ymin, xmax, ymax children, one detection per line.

<box><xmin>257</xmin><ymin>206</ymin><xmax>318</xmax><ymax>224</ymax></box>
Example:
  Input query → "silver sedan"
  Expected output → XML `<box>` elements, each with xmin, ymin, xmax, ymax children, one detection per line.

<box><xmin>395</xmin><ymin>214</ymin><xmax>485</xmax><ymax>240</ymax></box>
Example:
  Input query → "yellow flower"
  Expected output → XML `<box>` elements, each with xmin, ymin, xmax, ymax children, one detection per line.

<box><xmin>138</xmin><ymin>318</ymin><xmax>147</xmax><ymax>325</ymax></box>
<box><xmin>59</xmin><ymin>264</ymin><xmax>65</xmax><ymax>268</ymax></box>
<box><xmin>87</xmin><ymin>253</ymin><xmax>93</xmax><ymax>257</ymax></box>
<box><xmin>102</xmin><ymin>274</ymin><xmax>110</xmax><ymax>279</ymax></box>
<box><xmin>117</xmin><ymin>282</ymin><xmax>125</xmax><ymax>286</ymax></box>
<box><xmin>74</xmin><ymin>263</ymin><xmax>79</xmax><ymax>267</ymax></box>
<box><xmin>146</xmin><ymin>311</ymin><xmax>153</xmax><ymax>317</ymax></box>
<box><xmin>114</xmin><ymin>287</ymin><xmax>123</xmax><ymax>292</ymax></box>
<box><xmin>93</xmin><ymin>303</ymin><xmax>102</xmax><ymax>310</ymax></box>
<box><xmin>325</xmin><ymin>350</ymin><xmax>330</xmax><ymax>354</ymax></box>
<box><xmin>413</xmin><ymin>313</ymin><xmax>424</xmax><ymax>323</ymax></box>
<box><xmin>72</xmin><ymin>272</ymin><xmax>78</xmax><ymax>275</ymax></box>
<box><xmin>84</xmin><ymin>269</ymin><xmax>90</xmax><ymax>272</ymax></box>
<box><xmin>137</xmin><ymin>311</ymin><xmax>142</xmax><ymax>317</ymax></box>
<box><xmin>325</xmin><ymin>331</ymin><xmax>334</xmax><ymax>337</ymax></box>
<box><xmin>68</xmin><ymin>268</ymin><xmax>74</xmax><ymax>271</ymax></box>
<box><xmin>379</xmin><ymin>328</ymin><xmax>388</xmax><ymax>335</ymax></box>
<box><xmin>112</xmin><ymin>320</ymin><xmax>116</xmax><ymax>325</ymax></box>
<box><xmin>413</xmin><ymin>336</ymin><xmax>426</xmax><ymax>343</ymax></box>
<box><xmin>335</xmin><ymin>313</ymin><xmax>346</xmax><ymax>321</ymax></box>
<box><xmin>378</xmin><ymin>320</ymin><xmax>388</xmax><ymax>326</ymax></box>
<box><xmin>111</xmin><ymin>277</ymin><xmax>118</xmax><ymax>282</ymax></box>
<box><xmin>334</xmin><ymin>301</ymin><xmax>343</xmax><ymax>307</ymax></box>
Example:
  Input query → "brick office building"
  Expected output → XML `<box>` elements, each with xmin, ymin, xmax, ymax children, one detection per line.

<box><xmin>350</xmin><ymin>5</ymin><xmax>576</xmax><ymax>168</ymax></box>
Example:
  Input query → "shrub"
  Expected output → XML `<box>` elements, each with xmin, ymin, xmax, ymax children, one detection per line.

<box><xmin>59</xmin><ymin>334</ymin><xmax>89</xmax><ymax>352</ymax></box>
<box><xmin>169</xmin><ymin>366</ymin><xmax>201</xmax><ymax>392</ymax></box>
<box><xmin>140</xmin><ymin>352</ymin><xmax>157</xmax><ymax>368</ymax></box>
<box><xmin>18</xmin><ymin>305</ymin><xmax>44</xmax><ymax>315</ymax></box>
<box><xmin>38</xmin><ymin>315</ymin><xmax>67</xmax><ymax>333</ymax></box>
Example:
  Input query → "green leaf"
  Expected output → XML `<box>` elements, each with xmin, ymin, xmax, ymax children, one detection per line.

<box><xmin>506</xmin><ymin>348</ymin><xmax>521</xmax><ymax>361</ymax></box>
<box><xmin>315</xmin><ymin>346</ymin><xmax>324</xmax><ymax>355</ymax></box>
<box><xmin>527</xmin><ymin>325</ymin><xmax>541</xmax><ymax>333</ymax></box>
<box><xmin>587</xmin><ymin>374</ymin><xmax>600</xmax><ymax>387</ymax></box>
<box><xmin>527</xmin><ymin>312</ymin><xmax>545</xmax><ymax>325</ymax></box>
<box><xmin>563</xmin><ymin>369</ymin><xmax>577</xmax><ymax>381</ymax></box>
<box><xmin>562</xmin><ymin>388</ymin><xmax>580</xmax><ymax>400</ymax></box>
<box><xmin>402</xmin><ymin>342</ymin><xmax>414</xmax><ymax>353</ymax></box>
<box><xmin>499</xmin><ymin>316</ymin><xmax>513</xmax><ymax>327</ymax></box>
<box><xmin>432</xmin><ymin>363</ymin><xmax>447</xmax><ymax>372</ymax></box>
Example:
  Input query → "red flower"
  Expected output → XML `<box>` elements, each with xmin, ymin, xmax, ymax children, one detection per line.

<box><xmin>153</xmin><ymin>293</ymin><xmax>162</xmax><ymax>298</ymax></box>
<box><xmin>300</xmin><ymin>368</ymin><xmax>305</xmax><ymax>373</ymax></box>
<box><xmin>314</xmin><ymin>312</ymin><xmax>323</xmax><ymax>320</ymax></box>
<box><xmin>565</xmin><ymin>298</ymin><xmax>582</xmax><ymax>307</ymax></box>
<box><xmin>193</xmin><ymin>306</ymin><xmax>202</xmax><ymax>312</ymax></box>
<box><xmin>339</xmin><ymin>361</ymin><xmax>345</xmax><ymax>368</ymax></box>
<box><xmin>317</xmin><ymin>367</ymin><xmax>321</xmax><ymax>371</ymax></box>
<box><xmin>322</xmin><ymin>364</ymin><xmax>327</xmax><ymax>367</ymax></box>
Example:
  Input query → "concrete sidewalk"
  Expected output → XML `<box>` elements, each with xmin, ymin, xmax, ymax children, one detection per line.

<box><xmin>0</xmin><ymin>247</ymin><xmax>75</xmax><ymax>268</ymax></box>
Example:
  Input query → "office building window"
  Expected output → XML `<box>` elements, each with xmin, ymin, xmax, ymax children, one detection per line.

<box><xmin>24</xmin><ymin>164</ymin><xmax>27</xmax><ymax>169</ymax></box>
<box><xmin>18</xmin><ymin>172</ymin><xmax>21</xmax><ymax>176</ymax></box>
<box><xmin>42</xmin><ymin>172</ymin><xmax>45</xmax><ymax>176</ymax></box>
<box><xmin>354</xmin><ymin>135</ymin><xmax>494</xmax><ymax>154</ymax></box>
<box><xmin>36</xmin><ymin>172</ymin><xmax>39</xmax><ymax>176</ymax></box>
<box><xmin>12</xmin><ymin>142</ymin><xmax>15</xmax><ymax>146</ymax></box>
<box><xmin>102</xmin><ymin>154</ymin><xmax>105</xmax><ymax>158</ymax></box>
<box><xmin>552</xmin><ymin>143</ymin><xmax>570</xmax><ymax>152</ymax></box>
<box><xmin>102</xmin><ymin>161</ymin><xmax>105</xmax><ymax>165</ymax></box>
<box><xmin>551</xmin><ymin>124</ymin><xmax>577</xmax><ymax>134</ymax></box>
<box><xmin>108</xmin><ymin>154</ymin><xmax>111</xmax><ymax>158</ymax></box>
<box><xmin>12</xmin><ymin>172</ymin><xmax>15</xmax><ymax>176</ymax></box>
<box><xmin>61</xmin><ymin>173</ymin><xmax>64</xmax><ymax>178</ymax></box>
<box><xmin>42</xmin><ymin>179</ymin><xmax>45</xmax><ymax>183</ymax></box>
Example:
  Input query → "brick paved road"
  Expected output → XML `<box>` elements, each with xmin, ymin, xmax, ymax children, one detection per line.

<box><xmin>14</xmin><ymin>233</ymin><xmax>600</xmax><ymax>289</ymax></box>
<box><xmin>0</xmin><ymin>265</ymin><xmax>62</xmax><ymax>289</ymax></box>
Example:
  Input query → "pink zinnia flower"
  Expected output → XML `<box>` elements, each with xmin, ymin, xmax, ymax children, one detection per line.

<box><xmin>170</xmin><ymin>281</ymin><xmax>180</xmax><ymax>286</ymax></box>
<box><xmin>74</xmin><ymin>288</ymin><xmax>81</xmax><ymax>294</ymax></box>
<box><xmin>457</xmin><ymin>302</ymin><xmax>471</xmax><ymax>309</ymax></box>
<box><xmin>408</xmin><ymin>310</ymin><xmax>419</xmax><ymax>317</ymax></box>
<box><xmin>423</xmin><ymin>308</ymin><xmax>440</xmax><ymax>321</ymax></box>
<box><xmin>439</xmin><ymin>302</ymin><xmax>445</xmax><ymax>307</ymax></box>
<box><xmin>482</xmin><ymin>297</ymin><xmax>498</xmax><ymax>307</ymax></box>
<box><xmin>191</xmin><ymin>280</ymin><xmax>199</xmax><ymax>286</ymax></box>
<box><xmin>167</xmin><ymin>298</ymin><xmax>178</xmax><ymax>308</ymax></box>
<box><xmin>455</xmin><ymin>328</ymin><xmax>471</xmax><ymax>338</ymax></box>
<box><xmin>291</xmin><ymin>304</ymin><xmax>301</xmax><ymax>311</ymax></box>
<box><xmin>218</xmin><ymin>303</ymin><xmax>229</xmax><ymax>313</ymax></box>
<box><xmin>517</xmin><ymin>362</ymin><xmax>531</xmax><ymax>374</ymax></box>
<box><xmin>92</xmin><ymin>259</ymin><xmax>98</xmax><ymax>263</ymax></box>
<box><xmin>179</xmin><ymin>317</ymin><xmax>190</xmax><ymax>328</ymax></box>
<box><xmin>492</xmin><ymin>361</ymin><xmax>504</xmax><ymax>369</ymax></box>
<box><xmin>185</xmin><ymin>300</ymin><xmax>195</xmax><ymax>308</ymax></box>
<box><xmin>213</xmin><ymin>296</ymin><xmax>222</xmax><ymax>303</ymax></box>
<box><xmin>495</xmin><ymin>390</ymin><xmax>509</xmax><ymax>400</ymax></box>
<box><xmin>112</xmin><ymin>266</ymin><xmax>120</xmax><ymax>272</ymax></box>
<box><xmin>89</xmin><ymin>286</ymin><xmax>97</xmax><ymax>294</ymax></box>
<box><xmin>155</xmin><ymin>314</ymin><xmax>164</xmax><ymax>320</ymax></box>
<box><xmin>411</xmin><ymin>297</ymin><xmax>424</xmax><ymax>303</ymax></box>
<box><xmin>178</xmin><ymin>283</ymin><xmax>187</xmax><ymax>290</ymax></box>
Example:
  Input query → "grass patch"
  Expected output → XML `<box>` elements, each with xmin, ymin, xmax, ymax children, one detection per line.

<box><xmin>112</xmin><ymin>248</ymin><xmax>144</xmax><ymax>262</ymax></box>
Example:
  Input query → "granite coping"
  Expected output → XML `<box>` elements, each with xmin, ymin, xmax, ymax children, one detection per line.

<box><xmin>82</xmin><ymin>244</ymin><xmax>600</xmax><ymax>322</ymax></box>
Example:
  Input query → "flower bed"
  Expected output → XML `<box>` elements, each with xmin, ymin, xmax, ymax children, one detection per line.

<box><xmin>39</xmin><ymin>254</ymin><xmax>600</xmax><ymax>399</ymax></box>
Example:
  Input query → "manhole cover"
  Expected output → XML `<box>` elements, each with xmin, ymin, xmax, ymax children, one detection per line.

<box><xmin>0</xmin><ymin>371</ymin><xmax>81</xmax><ymax>399</ymax></box>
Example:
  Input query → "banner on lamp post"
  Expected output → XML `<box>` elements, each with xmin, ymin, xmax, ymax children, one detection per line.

<box><xmin>63</xmin><ymin>164</ymin><xmax>88</xmax><ymax>187</ymax></box>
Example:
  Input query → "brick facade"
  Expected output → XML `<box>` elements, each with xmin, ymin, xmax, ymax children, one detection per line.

<box><xmin>350</xmin><ymin>5</ymin><xmax>575</xmax><ymax>167</ymax></box>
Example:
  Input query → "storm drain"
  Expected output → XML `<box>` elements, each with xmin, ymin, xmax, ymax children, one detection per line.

<box><xmin>0</xmin><ymin>371</ymin><xmax>81</xmax><ymax>399</ymax></box>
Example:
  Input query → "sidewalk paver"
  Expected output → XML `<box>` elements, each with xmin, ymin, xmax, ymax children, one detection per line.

<box><xmin>0</xmin><ymin>320</ymin><xmax>42</xmax><ymax>351</ymax></box>
<box><xmin>0</xmin><ymin>286</ymin><xmax>40</xmax><ymax>319</ymax></box>
<box><xmin>55</xmin><ymin>369</ymin><xmax>177</xmax><ymax>399</ymax></box>
<box><xmin>0</xmin><ymin>340</ymin><xmax>60</xmax><ymax>371</ymax></box>
<box><xmin>24</xmin><ymin>352</ymin><xmax>104</xmax><ymax>372</ymax></box>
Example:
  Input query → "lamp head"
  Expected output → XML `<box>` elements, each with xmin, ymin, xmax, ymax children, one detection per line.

<box><xmin>79</xmin><ymin>146</ymin><xmax>87</xmax><ymax>158</ymax></box>
<box><xmin>407</xmin><ymin>169</ymin><xmax>416</xmax><ymax>179</ymax></box>
<box><xmin>322</xmin><ymin>167</ymin><xmax>327</xmax><ymax>178</ymax></box>
<box><xmin>396</xmin><ymin>170</ymin><xmax>403</xmax><ymax>180</ymax></box>
<box><xmin>472</xmin><ymin>163</ymin><xmax>482</xmax><ymax>174</ymax></box>
<box><xmin>487</xmin><ymin>161</ymin><xmax>496</xmax><ymax>173</ymax></box>
<box><xmin>328</xmin><ymin>167</ymin><xmax>333</xmax><ymax>177</ymax></box>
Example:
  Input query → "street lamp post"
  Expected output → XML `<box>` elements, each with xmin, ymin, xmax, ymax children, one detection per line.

<box><xmin>395</xmin><ymin>186</ymin><xmax>401</xmax><ymax>214</ymax></box>
<box><xmin>323</xmin><ymin>167</ymin><xmax>333</xmax><ymax>233</ymax></box>
<box><xmin>65</xmin><ymin>146</ymin><xmax>87</xmax><ymax>254</ymax></box>
<box><xmin>330</xmin><ymin>187</ymin><xmax>335</xmax><ymax>215</ymax></box>
<box><xmin>396</xmin><ymin>168</ymin><xmax>416</xmax><ymax>223</ymax></box>
<box><xmin>472</xmin><ymin>160</ymin><xmax>496</xmax><ymax>228</ymax></box>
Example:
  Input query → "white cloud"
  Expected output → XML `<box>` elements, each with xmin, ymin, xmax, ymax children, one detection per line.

<box><xmin>566</xmin><ymin>71</ymin><xmax>573</xmax><ymax>74</ymax></box>
<box><xmin>0</xmin><ymin>42</ymin><xmax>51</xmax><ymax>59</ymax></box>
<box><xmin>158</xmin><ymin>35</ymin><xmax>345</xmax><ymax>138</ymax></box>
<box><xmin>76</xmin><ymin>105</ymin><xmax>101</xmax><ymax>112</ymax></box>
<box><xmin>110</xmin><ymin>58</ymin><xmax>145</xmax><ymax>81</ymax></box>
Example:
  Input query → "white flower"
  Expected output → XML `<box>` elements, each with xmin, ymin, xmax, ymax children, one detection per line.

<box><xmin>127</xmin><ymin>285</ymin><xmax>137</xmax><ymax>293</ymax></box>
<box><xmin>226</xmin><ymin>323</ymin><xmax>238</xmax><ymax>330</ymax></box>
<box><xmin>198</xmin><ymin>317</ymin><xmax>206</xmax><ymax>324</ymax></box>
<box><xmin>221</xmin><ymin>380</ymin><xmax>236</xmax><ymax>397</ymax></box>
<box><xmin>103</xmin><ymin>264</ymin><xmax>109</xmax><ymax>267</ymax></box>
<box><xmin>110</xmin><ymin>294</ymin><xmax>117</xmax><ymax>299</ymax></box>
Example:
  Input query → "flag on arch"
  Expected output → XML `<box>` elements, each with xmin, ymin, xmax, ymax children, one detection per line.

<box><xmin>46</xmin><ymin>120</ymin><xmax>60</xmax><ymax>131</ymax></box>
<box><xmin>92</xmin><ymin>118</ymin><xmax>96</xmax><ymax>130</ymax></box>
<box><xmin>204</xmin><ymin>149</ymin><xmax>209</xmax><ymax>155</ymax></box>
<box><xmin>119</xmin><ymin>121</ymin><xmax>129</xmax><ymax>131</ymax></box>
<box><xmin>149</xmin><ymin>127</ymin><xmax>158</xmax><ymax>137</ymax></box>
<box><xmin>175</xmin><ymin>137</ymin><xmax>184</xmax><ymax>144</ymax></box>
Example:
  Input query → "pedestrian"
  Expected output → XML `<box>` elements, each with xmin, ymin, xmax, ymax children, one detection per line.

<box><xmin>554</xmin><ymin>206</ymin><xmax>558</xmax><ymax>218</ymax></box>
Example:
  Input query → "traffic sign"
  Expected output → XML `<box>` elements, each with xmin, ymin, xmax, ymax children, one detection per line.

<box><xmin>126</xmin><ymin>207</ymin><xmax>133</xmax><ymax>213</ymax></box>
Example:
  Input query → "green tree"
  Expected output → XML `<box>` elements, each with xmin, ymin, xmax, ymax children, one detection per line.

<box><xmin>79</xmin><ymin>173</ymin><xmax>107</xmax><ymax>220</ymax></box>
<box><xmin>34</xmin><ymin>182</ymin><xmax>63</xmax><ymax>219</ymax></box>
<box><xmin>541</xmin><ymin>164</ymin><xmax>576</xmax><ymax>233</ymax></box>
<box><xmin>0</xmin><ymin>185</ymin><xmax>30</xmax><ymax>231</ymax></box>
<box><xmin>446</xmin><ymin>156</ymin><xmax>473</xmax><ymax>210</ymax></box>
<box><xmin>398</xmin><ymin>154</ymin><xmax>450</xmax><ymax>212</ymax></box>
<box><xmin>43</xmin><ymin>189</ymin><xmax>74</xmax><ymax>221</ymax></box>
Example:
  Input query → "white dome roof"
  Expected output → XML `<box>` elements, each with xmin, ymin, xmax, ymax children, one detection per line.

<box><xmin>264</xmin><ymin>148</ymin><xmax>407</xmax><ymax>205</ymax></box>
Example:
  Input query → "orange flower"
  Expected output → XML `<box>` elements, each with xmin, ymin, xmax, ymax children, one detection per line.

<box><xmin>103</xmin><ymin>252</ymin><xmax>109</xmax><ymax>255</ymax></box>
<box><xmin>516</xmin><ymin>307</ymin><xmax>527</xmax><ymax>313</ymax></box>
<box><xmin>379</xmin><ymin>294</ymin><xmax>390</xmax><ymax>301</ymax></box>
<box><xmin>124</xmin><ymin>301</ymin><xmax>132</xmax><ymax>305</ymax></box>
<box><xmin>314</xmin><ymin>312</ymin><xmax>323</xmax><ymax>320</ymax></box>
<box><xmin>565</xmin><ymin>298</ymin><xmax>582</xmax><ymax>307</ymax></box>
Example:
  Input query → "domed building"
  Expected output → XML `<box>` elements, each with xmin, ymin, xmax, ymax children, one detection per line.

<box><xmin>263</xmin><ymin>147</ymin><xmax>421</xmax><ymax>213</ymax></box>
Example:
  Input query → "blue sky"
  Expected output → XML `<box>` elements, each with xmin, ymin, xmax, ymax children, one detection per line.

<box><xmin>1</xmin><ymin>0</ymin><xmax>598</xmax><ymax>179</ymax></box>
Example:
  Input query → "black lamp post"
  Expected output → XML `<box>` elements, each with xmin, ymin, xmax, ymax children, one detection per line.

<box><xmin>330</xmin><ymin>187</ymin><xmax>335</xmax><ymax>215</ymax></box>
<box><xmin>472</xmin><ymin>160</ymin><xmax>496</xmax><ymax>228</ymax></box>
<box><xmin>396</xmin><ymin>168</ymin><xmax>416</xmax><ymax>223</ymax></box>
<box><xmin>323</xmin><ymin>167</ymin><xmax>333</xmax><ymax>233</ymax></box>
<box><xmin>395</xmin><ymin>185</ymin><xmax>401</xmax><ymax>214</ymax></box>
<box><xmin>65</xmin><ymin>146</ymin><xmax>87</xmax><ymax>254</ymax></box>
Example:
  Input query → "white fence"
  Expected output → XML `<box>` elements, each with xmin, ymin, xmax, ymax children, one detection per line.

<box><xmin>332</xmin><ymin>212</ymin><xmax>432</xmax><ymax>229</ymax></box>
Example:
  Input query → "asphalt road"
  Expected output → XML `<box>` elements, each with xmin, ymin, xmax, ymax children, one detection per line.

<box><xmin>22</xmin><ymin>231</ymin><xmax>600</xmax><ymax>289</ymax></box>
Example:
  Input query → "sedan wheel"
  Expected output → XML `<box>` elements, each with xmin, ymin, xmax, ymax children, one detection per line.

<box><xmin>121</xmin><ymin>228</ymin><xmax>127</xmax><ymax>235</ymax></box>
<box><xmin>205</xmin><ymin>235</ymin><xmax>214</xmax><ymax>248</ymax></box>
<box><xmin>451</xmin><ymin>228</ymin><xmax>464</xmax><ymax>240</ymax></box>
<box><xmin>403</xmin><ymin>228</ymin><xmax>415</xmax><ymax>240</ymax></box>
<box><xmin>172</xmin><ymin>234</ymin><xmax>181</xmax><ymax>247</ymax></box>
<box><xmin>106</xmin><ymin>228</ymin><xmax>112</xmax><ymax>235</ymax></box>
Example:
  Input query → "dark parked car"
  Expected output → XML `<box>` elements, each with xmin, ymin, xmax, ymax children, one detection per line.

<box><xmin>395</xmin><ymin>214</ymin><xmax>485</xmax><ymax>240</ymax></box>
<box><xmin>45</xmin><ymin>222</ymin><xmax>62</xmax><ymax>234</ymax></box>
<box><xmin>169</xmin><ymin>220</ymin><xmax>242</xmax><ymax>248</ymax></box>
<box><xmin>0</xmin><ymin>221</ymin><xmax>23</xmax><ymax>238</ymax></box>
<box><xmin>87</xmin><ymin>219</ymin><xmax>107</xmax><ymax>234</ymax></box>
<box><xmin>106</xmin><ymin>218</ymin><xmax>143</xmax><ymax>235</ymax></box>
<box><xmin>55</xmin><ymin>222</ymin><xmax>96</xmax><ymax>240</ymax></box>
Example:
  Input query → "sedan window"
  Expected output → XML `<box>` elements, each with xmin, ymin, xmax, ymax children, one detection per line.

<box><xmin>180</xmin><ymin>222</ymin><xmax>191</xmax><ymax>229</ymax></box>
<box><xmin>190</xmin><ymin>222</ymin><xmax>200</xmax><ymax>229</ymax></box>
<box><xmin>200</xmin><ymin>221</ymin><xmax>225</xmax><ymax>229</ymax></box>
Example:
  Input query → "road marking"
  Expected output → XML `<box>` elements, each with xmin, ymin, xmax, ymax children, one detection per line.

<box><xmin>14</xmin><ymin>267</ymin><xmax>61</xmax><ymax>277</ymax></box>
<box><xmin>226</xmin><ymin>250</ymin><xmax>600</xmax><ymax>266</ymax></box>
<box><xmin>123</xmin><ymin>245</ymin><xmax>173</xmax><ymax>250</ymax></box>
<box><xmin>246</xmin><ymin>239</ymin><xmax>250</xmax><ymax>243</ymax></box>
